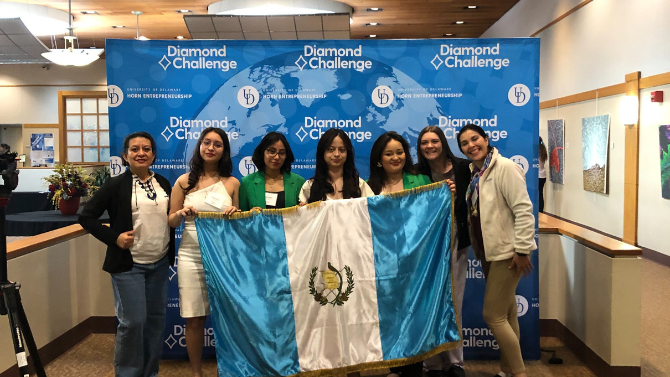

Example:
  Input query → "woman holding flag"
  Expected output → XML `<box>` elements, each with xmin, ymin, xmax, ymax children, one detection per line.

<box><xmin>457</xmin><ymin>124</ymin><xmax>535</xmax><ymax>377</ymax></box>
<box><xmin>300</xmin><ymin>128</ymin><xmax>374</xmax><ymax>203</ymax></box>
<box><xmin>168</xmin><ymin>127</ymin><xmax>240</xmax><ymax>377</ymax></box>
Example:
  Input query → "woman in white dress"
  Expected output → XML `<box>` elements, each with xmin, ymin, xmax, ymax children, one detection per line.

<box><xmin>299</xmin><ymin>128</ymin><xmax>374</xmax><ymax>203</ymax></box>
<box><xmin>168</xmin><ymin>127</ymin><xmax>240</xmax><ymax>377</ymax></box>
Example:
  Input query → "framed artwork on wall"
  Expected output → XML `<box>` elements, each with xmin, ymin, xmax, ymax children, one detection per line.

<box><xmin>581</xmin><ymin>115</ymin><xmax>610</xmax><ymax>194</ymax></box>
<box><xmin>660</xmin><ymin>125</ymin><xmax>670</xmax><ymax>199</ymax></box>
<box><xmin>547</xmin><ymin>119</ymin><xmax>564</xmax><ymax>184</ymax></box>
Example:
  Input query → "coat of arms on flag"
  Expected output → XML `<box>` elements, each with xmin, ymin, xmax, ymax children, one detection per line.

<box><xmin>195</xmin><ymin>181</ymin><xmax>460</xmax><ymax>377</ymax></box>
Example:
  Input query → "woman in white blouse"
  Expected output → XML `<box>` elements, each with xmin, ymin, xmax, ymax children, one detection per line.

<box><xmin>299</xmin><ymin>128</ymin><xmax>374</xmax><ymax>203</ymax></box>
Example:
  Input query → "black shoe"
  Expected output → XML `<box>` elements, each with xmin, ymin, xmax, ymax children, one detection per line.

<box><xmin>446</xmin><ymin>365</ymin><xmax>465</xmax><ymax>377</ymax></box>
<box><xmin>426</xmin><ymin>370</ymin><xmax>444</xmax><ymax>377</ymax></box>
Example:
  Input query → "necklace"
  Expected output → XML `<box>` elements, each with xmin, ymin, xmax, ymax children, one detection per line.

<box><xmin>136</xmin><ymin>176</ymin><xmax>157</xmax><ymax>201</ymax></box>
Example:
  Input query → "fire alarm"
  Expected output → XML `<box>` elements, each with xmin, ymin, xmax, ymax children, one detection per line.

<box><xmin>651</xmin><ymin>91</ymin><xmax>663</xmax><ymax>103</ymax></box>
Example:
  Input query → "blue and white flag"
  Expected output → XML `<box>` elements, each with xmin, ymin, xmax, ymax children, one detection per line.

<box><xmin>195</xmin><ymin>182</ymin><xmax>460</xmax><ymax>377</ymax></box>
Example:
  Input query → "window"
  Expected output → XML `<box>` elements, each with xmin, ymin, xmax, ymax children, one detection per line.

<box><xmin>61</xmin><ymin>92</ymin><xmax>110</xmax><ymax>163</ymax></box>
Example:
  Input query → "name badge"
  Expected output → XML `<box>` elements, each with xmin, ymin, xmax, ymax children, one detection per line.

<box><xmin>205</xmin><ymin>192</ymin><xmax>225</xmax><ymax>210</ymax></box>
<box><xmin>265</xmin><ymin>192</ymin><xmax>278</xmax><ymax>207</ymax></box>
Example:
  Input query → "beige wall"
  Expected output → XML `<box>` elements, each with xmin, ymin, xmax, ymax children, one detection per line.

<box><xmin>0</xmin><ymin>235</ymin><xmax>114</xmax><ymax>373</ymax></box>
<box><xmin>539</xmin><ymin>234</ymin><xmax>641</xmax><ymax>366</ymax></box>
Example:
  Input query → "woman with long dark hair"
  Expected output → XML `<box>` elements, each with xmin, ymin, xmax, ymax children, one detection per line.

<box><xmin>538</xmin><ymin>137</ymin><xmax>548</xmax><ymax>213</ymax></box>
<box><xmin>168</xmin><ymin>127</ymin><xmax>240</xmax><ymax>377</ymax></box>
<box><xmin>299</xmin><ymin>128</ymin><xmax>374</xmax><ymax>203</ymax></box>
<box><xmin>415</xmin><ymin>126</ymin><xmax>471</xmax><ymax>377</ymax></box>
<box><xmin>457</xmin><ymin>124</ymin><xmax>535</xmax><ymax>377</ymax></box>
<box><xmin>79</xmin><ymin>132</ymin><xmax>175</xmax><ymax>377</ymax></box>
<box><xmin>368</xmin><ymin>131</ymin><xmax>431</xmax><ymax>195</ymax></box>
<box><xmin>239</xmin><ymin>132</ymin><xmax>305</xmax><ymax>210</ymax></box>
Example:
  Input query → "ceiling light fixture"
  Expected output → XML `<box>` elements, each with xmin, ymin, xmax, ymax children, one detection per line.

<box><xmin>177</xmin><ymin>9</ymin><xmax>192</xmax><ymax>13</ymax></box>
<box><xmin>132</xmin><ymin>11</ymin><xmax>149</xmax><ymax>40</ymax></box>
<box><xmin>0</xmin><ymin>1</ymin><xmax>70</xmax><ymax>36</ymax></box>
<box><xmin>444</xmin><ymin>33</ymin><xmax>454</xmax><ymax>36</ymax></box>
<box><xmin>455</xmin><ymin>21</ymin><xmax>465</xmax><ymax>24</ymax></box>
<box><xmin>466</xmin><ymin>5</ymin><xmax>478</xmax><ymax>9</ymax></box>
<box><xmin>209</xmin><ymin>0</ymin><xmax>352</xmax><ymax>16</ymax></box>
<box><xmin>176</xmin><ymin>36</ymin><xmax>184</xmax><ymax>39</ymax></box>
<box><xmin>367</xmin><ymin>34</ymin><xmax>377</xmax><ymax>38</ymax></box>
<box><xmin>112</xmin><ymin>25</ymin><xmax>125</xmax><ymax>28</ymax></box>
<box><xmin>367</xmin><ymin>7</ymin><xmax>382</xmax><ymax>12</ymax></box>
<box><xmin>81</xmin><ymin>10</ymin><xmax>98</xmax><ymax>14</ymax></box>
<box><xmin>41</xmin><ymin>0</ymin><xmax>103</xmax><ymax>66</ymax></box>
<box><xmin>366</xmin><ymin>22</ymin><xmax>379</xmax><ymax>26</ymax></box>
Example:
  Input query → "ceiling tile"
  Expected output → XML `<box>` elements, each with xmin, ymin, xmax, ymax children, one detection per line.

<box><xmin>323</xmin><ymin>31</ymin><xmax>350</xmax><ymax>40</ymax></box>
<box><xmin>0</xmin><ymin>19</ymin><xmax>31</xmax><ymax>35</ymax></box>
<box><xmin>216</xmin><ymin>32</ymin><xmax>245</xmax><ymax>40</ymax></box>
<box><xmin>322</xmin><ymin>15</ymin><xmax>350</xmax><ymax>31</ymax></box>
<box><xmin>243</xmin><ymin>31</ymin><xmax>271</xmax><ymax>40</ymax></box>
<box><xmin>190</xmin><ymin>32</ymin><xmax>219</xmax><ymax>40</ymax></box>
<box><xmin>294</xmin><ymin>15</ymin><xmax>322</xmax><ymax>32</ymax></box>
<box><xmin>184</xmin><ymin>16</ymin><xmax>216</xmax><ymax>33</ymax></box>
<box><xmin>267</xmin><ymin>16</ymin><xmax>296</xmax><ymax>32</ymax></box>
<box><xmin>0</xmin><ymin>36</ymin><xmax>13</xmax><ymax>47</ymax></box>
<box><xmin>239</xmin><ymin>17</ymin><xmax>269</xmax><ymax>32</ymax></box>
<box><xmin>212</xmin><ymin>16</ymin><xmax>242</xmax><ymax>32</ymax></box>
<box><xmin>270</xmin><ymin>31</ymin><xmax>297</xmax><ymax>40</ymax></box>
<box><xmin>297</xmin><ymin>31</ymin><xmax>324</xmax><ymax>40</ymax></box>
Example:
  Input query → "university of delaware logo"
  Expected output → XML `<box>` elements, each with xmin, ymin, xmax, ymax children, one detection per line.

<box><xmin>309</xmin><ymin>262</ymin><xmax>354</xmax><ymax>306</ymax></box>
<box><xmin>107</xmin><ymin>85</ymin><xmax>123</xmax><ymax>108</ymax></box>
<box><xmin>238</xmin><ymin>86</ymin><xmax>259</xmax><ymax>108</ymax></box>
<box><xmin>372</xmin><ymin>85</ymin><xmax>394</xmax><ymax>108</ymax></box>
<box><xmin>508</xmin><ymin>84</ymin><xmax>530</xmax><ymax>106</ymax></box>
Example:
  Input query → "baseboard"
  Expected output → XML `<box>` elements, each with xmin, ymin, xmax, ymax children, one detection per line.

<box><xmin>540</xmin><ymin>319</ymin><xmax>640</xmax><ymax>377</ymax></box>
<box><xmin>543</xmin><ymin>211</ymin><xmax>670</xmax><ymax>268</ymax></box>
<box><xmin>0</xmin><ymin>316</ymin><xmax>115</xmax><ymax>377</ymax></box>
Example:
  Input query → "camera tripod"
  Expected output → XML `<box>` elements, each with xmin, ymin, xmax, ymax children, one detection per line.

<box><xmin>0</xmin><ymin>194</ymin><xmax>47</xmax><ymax>377</ymax></box>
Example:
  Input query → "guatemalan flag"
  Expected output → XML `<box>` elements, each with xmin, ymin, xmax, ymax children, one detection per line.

<box><xmin>195</xmin><ymin>182</ymin><xmax>460</xmax><ymax>377</ymax></box>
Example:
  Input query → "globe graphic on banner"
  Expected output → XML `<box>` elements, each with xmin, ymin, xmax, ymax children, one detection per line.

<box><xmin>176</xmin><ymin>51</ymin><xmax>449</xmax><ymax>178</ymax></box>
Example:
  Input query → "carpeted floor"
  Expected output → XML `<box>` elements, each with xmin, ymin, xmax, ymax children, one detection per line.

<box><xmin>30</xmin><ymin>258</ymin><xmax>670</xmax><ymax>377</ymax></box>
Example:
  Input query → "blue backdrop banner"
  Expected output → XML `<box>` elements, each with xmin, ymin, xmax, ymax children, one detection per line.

<box><xmin>105</xmin><ymin>38</ymin><xmax>540</xmax><ymax>361</ymax></box>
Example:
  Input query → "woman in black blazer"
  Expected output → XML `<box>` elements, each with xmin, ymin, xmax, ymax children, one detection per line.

<box><xmin>79</xmin><ymin>131</ymin><xmax>175</xmax><ymax>377</ymax></box>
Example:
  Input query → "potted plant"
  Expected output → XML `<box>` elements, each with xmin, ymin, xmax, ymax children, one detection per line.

<box><xmin>44</xmin><ymin>164</ymin><xmax>99</xmax><ymax>215</ymax></box>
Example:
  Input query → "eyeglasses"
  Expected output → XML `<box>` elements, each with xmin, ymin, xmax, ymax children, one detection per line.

<box><xmin>202</xmin><ymin>139</ymin><xmax>224</xmax><ymax>149</ymax></box>
<box><xmin>266</xmin><ymin>148</ymin><xmax>287</xmax><ymax>157</ymax></box>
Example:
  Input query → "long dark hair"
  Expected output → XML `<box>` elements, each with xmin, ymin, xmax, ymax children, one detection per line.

<box><xmin>122</xmin><ymin>131</ymin><xmax>157</xmax><ymax>167</ymax></box>
<box><xmin>415</xmin><ymin>126</ymin><xmax>457</xmax><ymax>177</ymax></box>
<box><xmin>456</xmin><ymin>123</ymin><xmax>493</xmax><ymax>154</ymax></box>
<box><xmin>181</xmin><ymin>127</ymin><xmax>232</xmax><ymax>193</ymax></box>
<box><xmin>539</xmin><ymin>136</ymin><xmax>548</xmax><ymax>163</ymax></box>
<box><xmin>251</xmin><ymin>132</ymin><xmax>295</xmax><ymax>173</ymax></box>
<box><xmin>368</xmin><ymin>132</ymin><xmax>414</xmax><ymax>195</ymax></box>
<box><xmin>307</xmin><ymin>129</ymin><xmax>361</xmax><ymax>203</ymax></box>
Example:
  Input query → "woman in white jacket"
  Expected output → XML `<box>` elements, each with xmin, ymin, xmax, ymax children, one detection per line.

<box><xmin>457</xmin><ymin>124</ymin><xmax>536</xmax><ymax>377</ymax></box>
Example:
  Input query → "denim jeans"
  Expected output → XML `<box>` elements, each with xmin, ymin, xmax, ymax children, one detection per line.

<box><xmin>111</xmin><ymin>255</ymin><xmax>169</xmax><ymax>377</ymax></box>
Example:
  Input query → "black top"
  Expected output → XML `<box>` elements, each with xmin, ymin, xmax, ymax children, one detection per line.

<box><xmin>265</xmin><ymin>190</ymin><xmax>286</xmax><ymax>209</ymax></box>
<box><xmin>418</xmin><ymin>156</ymin><xmax>472</xmax><ymax>250</ymax></box>
<box><xmin>78</xmin><ymin>170</ymin><xmax>176</xmax><ymax>274</ymax></box>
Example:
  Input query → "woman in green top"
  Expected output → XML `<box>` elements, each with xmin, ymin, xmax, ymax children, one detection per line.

<box><xmin>239</xmin><ymin>132</ymin><xmax>305</xmax><ymax>210</ymax></box>
<box><xmin>368</xmin><ymin>131</ymin><xmax>431</xmax><ymax>195</ymax></box>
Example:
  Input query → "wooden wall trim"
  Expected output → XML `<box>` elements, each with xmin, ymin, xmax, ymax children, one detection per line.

<box><xmin>7</xmin><ymin>224</ymin><xmax>88</xmax><ymax>260</ymax></box>
<box><xmin>640</xmin><ymin>71</ymin><xmax>670</xmax><ymax>89</ymax></box>
<box><xmin>22</xmin><ymin>123</ymin><xmax>59</xmax><ymax>129</ymax></box>
<box><xmin>530</xmin><ymin>0</ymin><xmax>593</xmax><ymax>37</ymax></box>
<box><xmin>622</xmin><ymin>72</ymin><xmax>641</xmax><ymax>245</ymax></box>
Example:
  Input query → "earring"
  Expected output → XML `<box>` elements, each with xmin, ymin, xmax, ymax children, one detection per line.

<box><xmin>376</xmin><ymin>162</ymin><xmax>382</xmax><ymax>167</ymax></box>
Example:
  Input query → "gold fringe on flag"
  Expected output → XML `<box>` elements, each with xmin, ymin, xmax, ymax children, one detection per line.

<box><xmin>197</xmin><ymin>180</ymin><xmax>452</xmax><ymax>221</ymax></box>
<box><xmin>286</xmin><ymin>340</ymin><xmax>460</xmax><ymax>377</ymax></box>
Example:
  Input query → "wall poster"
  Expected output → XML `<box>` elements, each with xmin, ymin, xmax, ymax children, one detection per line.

<box><xmin>582</xmin><ymin>115</ymin><xmax>610</xmax><ymax>194</ymax></box>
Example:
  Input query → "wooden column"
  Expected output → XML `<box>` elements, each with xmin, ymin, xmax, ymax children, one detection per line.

<box><xmin>622</xmin><ymin>72</ymin><xmax>640</xmax><ymax>245</ymax></box>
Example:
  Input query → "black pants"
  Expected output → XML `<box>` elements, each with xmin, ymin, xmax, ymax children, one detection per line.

<box><xmin>539</xmin><ymin>178</ymin><xmax>546</xmax><ymax>213</ymax></box>
<box><xmin>390</xmin><ymin>362</ymin><xmax>423</xmax><ymax>377</ymax></box>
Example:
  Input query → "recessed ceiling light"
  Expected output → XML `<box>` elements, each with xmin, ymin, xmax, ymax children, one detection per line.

<box><xmin>112</xmin><ymin>25</ymin><xmax>125</xmax><ymax>28</ymax></box>
<box><xmin>455</xmin><ymin>21</ymin><xmax>465</xmax><ymax>24</ymax></box>
<box><xmin>367</xmin><ymin>8</ymin><xmax>382</xmax><ymax>11</ymax></box>
<box><xmin>366</xmin><ymin>22</ymin><xmax>379</xmax><ymax>26</ymax></box>
<box><xmin>81</xmin><ymin>11</ymin><xmax>98</xmax><ymax>15</ymax></box>
<box><xmin>177</xmin><ymin>9</ymin><xmax>192</xmax><ymax>13</ymax></box>
<box><xmin>444</xmin><ymin>33</ymin><xmax>454</xmax><ymax>36</ymax></box>
<box><xmin>176</xmin><ymin>36</ymin><xmax>184</xmax><ymax>39</ymax></box>
<box><xmin>137</xmin><ymin>36</ymin><xmax>150</xmax><ymax>41</ymax></box>
<box><xmin>367</xmin><ymin>34</ymin><xmax>377</xmax><ymax>38</ymax></box>
<box><xmin>466</xmin><ymin>5</ymin><xmax>479</xmax><ymax>9</ymax></box>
